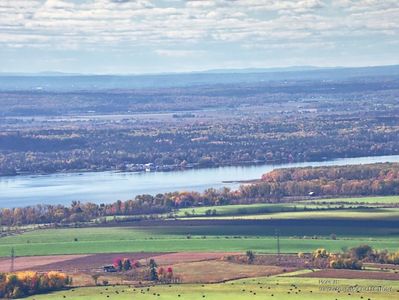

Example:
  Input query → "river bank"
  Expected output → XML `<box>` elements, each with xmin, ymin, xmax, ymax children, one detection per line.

<box><xmin>1</xmin><ymin>155</ymin><xmax>399</xmax><ymax>208</ymax></box>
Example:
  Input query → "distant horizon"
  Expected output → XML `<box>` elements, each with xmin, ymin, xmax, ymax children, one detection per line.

<box><xmin>1</xmin><ymin>63</ymin><xmax>399</xmax><ymax>77</ymax></box>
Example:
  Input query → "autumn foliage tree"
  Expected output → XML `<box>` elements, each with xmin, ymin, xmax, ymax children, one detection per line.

<box><xmin>157</xmin><ymin>266</ymin><xmax>175</xmax><ymax>283</ymax></box>
<box><xmin>309</xmin><ymin>245</ymin><xmax>399</xmax><ymax>271</ymax></box>
<box><xmin>113</xmin><ymin>258</ymin><xmax>134</xmax><ymax>272</ymax></box>
<box><xmin>113</xmin><ymin>258</ymin><xmax>123</xmax><ymax>271</ymax></box>
<box><xmin>0</xmin><ymin>271</ymin><xmax>71</xmax><ymax>299</ymax></box>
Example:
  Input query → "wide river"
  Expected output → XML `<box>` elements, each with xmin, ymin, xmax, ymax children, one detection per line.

<box><xmin>1</xmin><ymin>155</ymin><xmax>399</xmax><ymax>208</ymax></box>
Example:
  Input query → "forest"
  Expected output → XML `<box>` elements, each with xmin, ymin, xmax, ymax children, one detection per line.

<box><xmin>244</xmin><ymin>163</ymin><xmax>399</xmax><ymax>199</ymax></box>
<box><xmin>0</xmin><ymin>271</ymin><xmax>71</xmax><ymax>299</ymax></box>
<box><xmin>1</xmin><ymin>74</ymin><xmax>398</xmax><ymax>176</ymax></box>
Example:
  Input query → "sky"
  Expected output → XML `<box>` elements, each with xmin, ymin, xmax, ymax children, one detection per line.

<box><xmin>0</xmin><ymin>0</ymin><xmax>398</xmax><ymax>74</ymax></box>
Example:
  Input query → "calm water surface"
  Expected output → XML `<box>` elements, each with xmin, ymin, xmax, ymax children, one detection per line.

<box><xmin>1</xmin><ymin>155</ymin><xmax>399</xmax><ymax>207</ymax></box>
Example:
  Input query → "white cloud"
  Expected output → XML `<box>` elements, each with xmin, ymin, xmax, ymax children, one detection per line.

<box><xmin>0</xmin><ymin>0</ymin><xmax>397</xmax><ymax>53</ymax></box>
<box><xmin>334</xmin><ymin>0</ymin><xmax>399</xmax><ymax>11</ymax></box>
<box><xmin>154</xmin><ymin>49</ymin><xmax>205</xmax><ymax>57</ymax></box>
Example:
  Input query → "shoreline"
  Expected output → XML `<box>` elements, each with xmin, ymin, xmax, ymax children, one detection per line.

<box><xmin>2</xmin><ymin>154</ymin><xmax>399</xmax><ymax>179</ymax></box>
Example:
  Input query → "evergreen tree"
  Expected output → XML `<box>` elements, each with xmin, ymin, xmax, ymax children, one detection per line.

<box><xmin>149</xmin><ymin>259</ymin><xmax>158</xmax><ymax>281</ymax></box>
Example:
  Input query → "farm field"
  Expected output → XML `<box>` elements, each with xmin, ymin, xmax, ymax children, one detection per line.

<box><xmin>103</xmin><ymin>202</ymin><xmax>392</xmax><ymax>223</ymax></box>
<box><xmin>98</xmin><ymin>203</ymin><xmax>347</xmax><ymax>222</ymax></box>
<box><xmin>176</xmin><ymin>203</ymin><xmax>349</xmax><ymax>217</ymax></box>
<box><xmin>0</xmin><ymin>223</ymin><xmax>398</xmax><ymax>257</ymax></box>
<box><xmin>0</xmin><ymin>252</ymin><xmax>161</xmax><ymax>273</ymax></box>
<box><xmin>303</xmin><ymin>196</ymin><xmax>399</xmax><ymax>204</ymax></box>
<box><xmin>184</xmin><ymin>208</ymin><xmax>399</xmax><ymax>221</ymax></box>
<box><xmin>176</xmin><ymin>196</ymin><xmax>399</xmax><ymax>218</ymax></box>
<box><xmin>25</xmin><ymin>276</ymin><xmax>399</xmax><ymax>300</ymax></box>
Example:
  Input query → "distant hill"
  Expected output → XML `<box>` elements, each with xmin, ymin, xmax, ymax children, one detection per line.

<box><xmin>198</xmin><ymin>66</ymin><xmax>325</xmax><ymax>74</ymax></box>
<box><xmin>0</xmin><ymin>71</ymin><xmax>82</xmax><ymax>77</ymax></box>
<box><xmin>0</xmin><ymin>65</ymin><xmax>398</xmax><ymax>91</ymax></box>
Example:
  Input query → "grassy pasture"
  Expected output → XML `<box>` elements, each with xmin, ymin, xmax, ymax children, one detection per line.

<box><xmin>299</xmin><ymin>196</ymin><xmax>399</xmax><ymax>205</ymax></box>
<box><xmin>176</xmin><ymin>196</ymin><xmax>399</xmax><ymax>218</ymax></box>
<box><xmin>97</xmin><ymin>197</ymin><xmax>399</xmax><ymax>223</ymax></box>
<box><xmin>184</xmin><ymin>208</ymin><xmax>399</xmax><ymax>221</ymax></box>
<box><xmin>25</xmin><ymin>276</ymin><xmax>399</xmax><ymax>300</ymax></box>
<box><xmin>303</xmin><ymin>195</ymin><xmax>399</xmax><ymax>204</ymax></box>
<box><xmin>1</xmin><ymin>196</ymin><xmax>399</xmax><ymax>257</ymax></box>
<box><xmin>176</xmin><ymin>203</ymin><xmax>335</xmax><ymax>217</ymax></box>
<box><xmin>101</xmin><ymin>202</ymin><xmax>377</xmax><ymax>223</ymax></box>
<box><xmin>0</xmin><ymin>223</ymin><xmax>398</xmax><ymax>257</ymax></box>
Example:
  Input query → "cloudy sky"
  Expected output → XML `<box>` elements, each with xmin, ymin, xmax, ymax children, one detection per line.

<box><xmin>0</xmin><ymin>0</ymin><xmax>398</xmax><ymax>74</ymax></box>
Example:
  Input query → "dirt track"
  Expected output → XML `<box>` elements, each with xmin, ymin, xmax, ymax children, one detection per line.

<box><xmin>298</xmin><ymin>268</ymin><xmax>399</xmax><ymax>280</ymax></box>
<box><xmin>149</xmin><ymin>252</ymin><xmax>240</xmax><ymax>265</ymax></box>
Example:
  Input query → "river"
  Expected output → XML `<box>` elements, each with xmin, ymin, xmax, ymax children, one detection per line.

<box><xmin>1</xmin><ymin>155</ymin><xmax>399</xmax><ymax>208</ymax></box>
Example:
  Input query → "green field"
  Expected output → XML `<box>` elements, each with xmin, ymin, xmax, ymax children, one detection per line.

<box><xmin>1</xmin><ymin>196</ymin><xmax>399</xmax><ymax>257</ymax></box>
<box><xmin>1</xmin><ymin>224</ymin><xmax>398</xmax><ymax>257</ymax></box>
<box><xmin>175</xmin><ymin>196</ymin><xmax>399</xmax><ymax>218</ymax></box>
<box><xmin>183</xmin><ymin>208</ymin><xmax>399</xmax><ymax>221</ymax></box>
<box><xmin>26</xmin><ymin>276</ymin><xmax>399</xmax><ymax>300</ymax></box>
<box><xmin>303</xmin><ymin>196</ymin><xmax>399</xmax><ymax>204</ymax></box>
<box><xmin>96</xmin><ymin>196</ymin><xmax>399</xmax><ymax>224</ymax></box>
<box><xmin>176</xmin><ymin>203</ymin><xmax>332</xmax><ymax>216</ymax></box>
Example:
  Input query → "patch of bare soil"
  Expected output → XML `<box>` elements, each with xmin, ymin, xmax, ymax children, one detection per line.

<box><xmin>31</xmin><ymin>252</ymin><xmax>163</xmax><ymax>272</ymax></box>
<box><xmin>223</xmin><ymin>254</ymin><xmax>309</xmax><ymax>268</ymax></box>
<box><xmin>149</xmin><ymin>252</ymin><xmax>241</xmax><ymax>265</ymax></box>
<box><xmin>172</xmin><ymin>260</ymin><xmax>295</xmax><ymax>283</ymax></box>
<box><xmin>0</xmin><ymin>255</ymin><xmax>88</xmax><ymax>273</ymax></box>
<box><xmin>0</xmin><ymin>252</ymin><xmax>241</xmax><ymax>274</ymax></box>
<box><xmin>297</xmin><ymin>268</ymin><xmax>399</xmax><ymax>280</ymax></box>
<box><xmin>0</xmin><ymin>253</ymin><xmax>163</xmax><ymax>273</ymax></box>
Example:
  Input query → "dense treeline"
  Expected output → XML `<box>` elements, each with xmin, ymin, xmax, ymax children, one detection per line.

<box><xmin>0</xmin><ymin>271</ymin><xmax>71</xmax><ymax>299</ymax></box>
<box><xmin>246</xmin><ymin>163</ymin><xmax>399</xmax><ymax>198</ymax></box>
<box><xmin>1</xmin><ymin>76</ymin><xmax>399</xmax><ymax>176</ymax></box>
<box><xmin>310</xmin><ymin>245</ymin><xmax>399</xmax><ymax>270</ymax></box>
<box><xmin>1</xmin><ymin>113</ymin><xmax>399</xmax><ymax>176</ymax></box>
<box><xmin>0</xmin><ymin>188</ymin><xmax>234</xmax><ymax>226</ymax></box>
<box><xmin>263</xmin><ymin>163</ymin><xmax>399</xmax><ymax>182</ymax></box>
<box><xmin>1</xmin><ymin>163</ymin><xmax>398</xmax><ymax>226</ymax></box>
<box><xmin>1</xmin><ymin>76</ymin><xmax>398</xmax><ymax>116</ymax></box>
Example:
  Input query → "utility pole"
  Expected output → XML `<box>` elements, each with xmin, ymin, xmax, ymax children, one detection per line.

<box><xmin>275</xmin><ymin>229</ymin><xmax>280</xmax><ymax>261</ymax></box>
<box><xmin>10</xmin><ymin>247</ymin><xmax>15</xmax><ymax>273</ymax></box>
